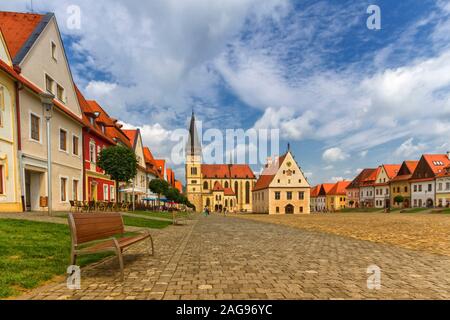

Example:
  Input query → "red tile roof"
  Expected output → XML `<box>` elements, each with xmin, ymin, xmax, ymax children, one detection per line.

<box><xmin>153</xmin><ymin>159</ymin><xmax>166</xmax><ymax>177</ymax></box>
<box><xmin>122</xmin><ymin>129</ymin><xmax>138</xmax><ymax>148</ymax></box>
<box><xmin>252</xmin><ymin>174</ymin><xmax>275</xmax><ymax>191</ymax></box>
<box><xmin>328</xmin><ymin>181</ymin><xmax>351</xmax><ymax>196</ymax></box>
<box><xmin>0</xmin><ymin>11</ymin><xmax>43</xmax><ymax>59</ymax></box>
<box><xmin>391</xmin><ymin>160</ymin><xmax>419</xmax><ymax>182</ymax></box>
<box><xmin>310</xmin><ymin>185</ymin><xmax>321</xmax><ymax>197</ymax></box>
<box><xmin>347</xmin><ymin>168</ymin><xmax>376</xmax><ymax>189</ymax></box>
<box><xmin>405</xmin><ymin>161</ymin><xmax>419</xmax><ymax>173</ymax></box>
<box><xmin>423</xmin><ymin>154</ymin><xmax>450</xmax><ymax>175</ymax></box>
<box><xmin>75</xmin><ymin>86</ymin><xmax>116</xmax><ymax>145</ymax></box>
<box><xmin>143</xmin><ymin>147</ymin><xmax>161</xmax><ymax>177</ymax></box>
<box><xmin>383</xmin><ymin>164</ymin><xmax>401</xmax><ymax>179</ymax></box>
<box><xmin>319</xmin><ymin>183</ymin><xmax>335</xmax><ymax>196</ymax></box>
<box><xmin>212</xmin><ymin>181</ymin><xmax>224</xmax><ymax>192</ymax></box>
<box><xmin>436</xmin><ymin>166</ymin><xmax>450</xmax><ymax>178</ymax></box>
<box><xmin>201</xmin><ymin>164</ymin><xmax>255</xmax><ymax>179</ymax></box>
<box><xmin>174</xmin><ymin>180</ymin><xmax>183</xmax><ymax>193</ymax></box>
<box><xmin>224</xmin><ymin>187</ymin><xmax>235</xmax><ymax>196</ymax></box>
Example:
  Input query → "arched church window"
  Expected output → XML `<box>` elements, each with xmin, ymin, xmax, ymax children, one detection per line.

<box><xmin>203</xmin><ymin>181</ymin><xmax>208</xmax><ymax>190</ymax></box>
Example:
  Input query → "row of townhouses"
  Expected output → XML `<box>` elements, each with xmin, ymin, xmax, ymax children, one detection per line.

<box><xmin>0</xmin><ymin>11</ymin><xmax>181</xmax><ymax>212</ymax></box>
<box><xmin>311</xmin><ymin>153</ymin><xmax>450</xmax><ymax>212</ymax></box>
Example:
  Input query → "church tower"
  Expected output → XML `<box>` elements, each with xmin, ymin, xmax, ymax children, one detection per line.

<box><xmin>185</xmin><ymin>111</ymin><xmax>203</xmax><ymax>211</ymax></box>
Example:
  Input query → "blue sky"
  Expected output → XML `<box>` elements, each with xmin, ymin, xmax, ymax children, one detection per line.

<box><xmin>2</xmin><ymin>0</ymin><xmax>450</xmax><ymax>185</ymax></box>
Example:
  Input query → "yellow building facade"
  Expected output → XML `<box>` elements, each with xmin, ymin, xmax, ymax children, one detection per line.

<box><xmin>0</xmin><ymin>36</ymin><xmax>22</xmax><ymax>211</ymax></box>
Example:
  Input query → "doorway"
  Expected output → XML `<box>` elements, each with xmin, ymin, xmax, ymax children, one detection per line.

<box><xmin>285</xmin><ymin>204</ymin><xmax>294</xmax><ymax>214</ymax></box>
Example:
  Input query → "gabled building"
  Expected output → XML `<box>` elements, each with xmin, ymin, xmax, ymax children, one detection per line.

<box><xmin>374</xmin><ymin>164</ymin><xmax>401</xmax><ymax>209</ymax></box>
<box><xmin>410</xmin><ymin>154</ymin><xmax>450</xmax><ymax>208</ymax></box>
<box><xmin>310</xmin><ymin>185</ymin><xmax>321</xmax><ymax>212</ymax></box>
<box><xmin>359</xmin><ymin>168</ymin><xmax>379</xmax><ymax>208</ymax></box>
<box><xmin>143</xmin><ymin>146</ymin><xmax>161</xmax><ymax>201</ymax></box>
<box><xmin>316</xmin><ymin>183</ymin><xmax>334</xmax><ymax>212</ymax></box>
<box><xmin>0</xmin><ymin>12</ymin><xmax>84</xmax><ymax>211</ymax></box>
<box><xmin>346</xmin><ymin>169</ymin><xmax>374</xmax><ymax>208</ymax></box>
<box><xmin>253</xmin><ymin>148</ymin><xmax>310</xmax><ymax>214</ymax></box>
<box><xmin>122</xmin><ymin>129</ymin><xmax>147</xmax><ymax>203</ymax></box>
<box><xmin>436</xmin><ymin>165</ymin><xmax>450</xmax><ymax>208</ymax></box>
<box><xmin>76</xmin><ymin>88</ymin><xmax>116</xmax><ymax>202</ymax></box>
<box><xmin>390</xmin><ymin>161</ymin><xmax>418</xmax><ymax>208</ymax></box>
<box><xmin>326</xmin><ymin>180</ymin><xmax>351</xmax><ymax>211</ymax></box>
<box><xmin>0</xmin><ymin>29</ymin><xmax>22</xmax><ymax>211</ymax></box>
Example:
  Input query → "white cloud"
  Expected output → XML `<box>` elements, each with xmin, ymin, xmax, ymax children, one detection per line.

<box><xmin>322</xmin><ymin>147</ymin><xmax>349</xmax><ymax>162</ymax></box>
<box><xmin>394</xmin><ymin>138</ymin><xmax>427</xmax><ymax>158</ymax></box>
<box><xmin>331</xmin><ymin>176</ymin><xmax>344</xmax><ymax>182</ymax></box>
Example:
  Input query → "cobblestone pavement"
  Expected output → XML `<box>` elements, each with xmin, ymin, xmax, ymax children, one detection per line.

<box><xmin>19</xmin><ymin>214</ymin><xmax>450</xmax><ymax>300</ymax></box>
<box><xmin>235</xmin><ymin>212</ymin><xmax>450</xmax><ymax>257</ymax></box>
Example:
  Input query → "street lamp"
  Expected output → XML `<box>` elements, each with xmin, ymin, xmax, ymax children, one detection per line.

<box><xmin>40</xmin><ymin>92</ymin><xmax>55</xmax><ymax>216</ymax></box>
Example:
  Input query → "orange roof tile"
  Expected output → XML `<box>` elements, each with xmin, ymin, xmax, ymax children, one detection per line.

<box><xmin>253</xmin><ymin>174</ymin><xmax>275</xmax><ymax>191</ymax></box>
<box><xmin>122</xmin><ymin>129</ymin><xmax>138</xmax><ymax>147</ymax></box>
<box><xmin>319</xmin><ymin>183</ymin><xmax>335</xmax><ymax>196</ymax></box>
<box><xmin>383</xmin><ymin>164</ymin><xmax>401</xmax><ymax>179</ymax></box>
<box><xmin>310</xmin><ymin>185</ymin><xmax>321</xmax><ymax>197</ymax></box>
<box><xmin>328</xmin><ymin>181</ymin><xmax>351</xmax><ymax>195</ymax></box>
<box><xmin>174</xmin><ymin>180</ymin><xmax>183</xmax><ymax>193</ymax></box>
<box><xmin>405</xmin><ymin>161</ymin><xmax>419</xmax><ymax>173</ymax></box>
<box><xmin>0</xmin><ymin>11</ymin><xmax>44</xmax><ymax>59</ymax></box>
<box><xmin>212</xmin><ymin>181</ymin><xmax>224</xmax><ymax>192</ymax></box>
<box><xmin>201</xmin><ymin>164</ymin><xmax>255</xmax><ymax>179</ymax></box>
<box><xmin>224</xmin><ymin>187</ymin><xmax>235</xmax><ymax>196</ymax></box>
<box><xmin>423</xmin><ymin>154</ymin><xmax>450</xmax><ymax>175</ymax></box>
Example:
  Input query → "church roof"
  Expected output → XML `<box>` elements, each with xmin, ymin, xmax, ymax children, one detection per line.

<box><xmin>201</xmin><ymin>164</ymin><xmax>255</xmax><ymax>179</ymax></box>
<box><xmin>212</xmin><ymin>181</ymin><xmax>224</xmax><ymax>192</ymax></box>
<box><xmin>224</xmin><ymin>187</ymin><xmax>235</xmax><ymax>196</ymax></box>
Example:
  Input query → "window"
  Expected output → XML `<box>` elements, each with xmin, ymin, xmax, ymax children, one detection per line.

<box><xmin>103</xmin><ymin>185</ymin><xmax>109</xmax><ymax>201</ymax></box>
<box><xmin>275</xmin><ymin>191</ymin><xmax>281</xmax><ymax>200</ymax></box>
<box><xmin>245</xmin><ymin>181</ymin><xmax>250</xmax><ymax>204</ymax></box>
<box><xmin>414</xmin><ymin>185</ymin><xmax>417</xmax><ymax>192</ymax></box>
<box><xmin>30</xmin><ymin>113</ymin><xmax>40</xmax><ymax>141</ymax></box>
<box><xmin>203</xmin><ymin>181</ymin><xmax>208</xmax><ymax>190</ymax></box>
<box><xmin>191</xmin><ymin>167</ymin><xmax>197</xmax><ymax>175</ymax></box>
<box><xmin>300</xmin><ymin>206</ymin><xmax>303</xmax><ymax>213</ymax></box>
<box><xmin>59</xmin><ymin>129</ymin><xmax>67</xmax><ymax>151</ymax></box>
<box><xmin>438</xmin><ymin>183</ymin><xmax>443</xmax><ymax>191</ymax></box>
<box><xmin>191</xmin><ymin>180</ymin><xmax>197</xmax><ymax>184</ymax></box>
<box><xmin>45</xmin><ymin>74</ymin><xmax>55</xmax><ymax>94</ymax></box>
<box><xmin>0</xmin><ymin>165</ymin><xmax>4</xmax><ymax>194</ymax></box>
<box><xmin>276</xmin><ymin>207</ymin><xmax>279</xmax><ymax>213</ymax></box>
<box><xmin>57</xmin><ymin>84</ymin><xmax>65</xmax><ymax>102</ymax></box>
<box><xmin>110</xmin><ymin>186</ymin><xmax>115</xmax><ymax>201</ymax></box>
<box><xmin>428</xmin><ymin>184</ymin><xmax>432</xmax><ymax>192</ymax></box>
<box><xmin>89</xmin><ymin>141</ymin><xmax>96</xmax><ymax>163</ymax></box>
<box><xmin>298</xmin><ymin>191</ymin><xmax>304</xmax><ymax>200</ymax></box>
<box><xmin>287</xmin><ymin>192</ymin><xmax>292</xmax><ymax>200</ymax></box>
<box><xmin>51</xmin><ymin>41</ymin><xmax>57</xmax><ymax>60</ymax></box>
<box><xmin>72</xmin><ymin>180</ymin><xmax>78</xmax><ymax>201</ymax></box>
<box><xmin>404</xmin><ymin>186</ymin><xmax>408</xmax><ymax>193</ymax></box>
<box><xmin>446</xmin><ymin>183</ymin><xmax>450</xmax><ymax>191</ymax></box>
<box><xmin>60</xmin><ymin>177</ymin><xmax>67</xmax><ymax>202</ymax></box>
<box><xmin>72</xmin><ymin>135</ymin><xmax>79</xmax><ymax>155</ymax></box>
<box><xmin>418</xmin><ymin>185</ymin><xmax>422</xmax><ymax>192</ymax></box>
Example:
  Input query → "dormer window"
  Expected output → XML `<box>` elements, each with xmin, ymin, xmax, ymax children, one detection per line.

<box><xmin>89</xmin><ymin>117</ymin><xmax>95</xmax><ymax>125</ymax></box>
<box><xmin>51</xmin><ymin>41</ymin><xmax>57</xmax><ymax>61</ymax></box>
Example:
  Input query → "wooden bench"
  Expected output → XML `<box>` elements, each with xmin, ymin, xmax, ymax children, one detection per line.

<box><xmin>68</xmin><ymin>212</ymin><xmax>154</xmax><ymax>280</ymax></box>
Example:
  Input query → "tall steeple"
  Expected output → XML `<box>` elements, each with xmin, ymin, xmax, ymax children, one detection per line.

<box><xmin>186</xmin><ymin>111</ymin><xmax>202</xmax><ymax>157</ymax></box>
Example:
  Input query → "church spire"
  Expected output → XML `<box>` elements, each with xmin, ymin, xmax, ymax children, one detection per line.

<box><xmin>186</xmin><ymin>111</ymin><xmax>202</xmax><ymax>158</ymax></box>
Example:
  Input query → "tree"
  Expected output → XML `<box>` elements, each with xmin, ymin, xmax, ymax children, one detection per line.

<box><xmin>166</xmin><ymin>187</ymin><xmax>181</xmax><ymax>206</ymax></box>
<box><xmin>394</xmin><ymin>195</ymin><xmax>404</xmax><ymax>207</ymax></box>
<box><xmin>97</xmin><ymin>146</ymin><xmax>137</xmax><ymax>204</ymax></box>
<box><xmin>149</xmin><ymin>179</ymin><xmax>170</xmax><ymax>208</ymax></box>
<box><xmin>349</xmin><ymin>200</ymin><xmax>355</xmax><ymax>207</ymax></box>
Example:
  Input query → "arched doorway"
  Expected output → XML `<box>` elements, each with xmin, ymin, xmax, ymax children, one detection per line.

<box><xmin>206</xmin><ymin>198</ymin><xmax>211</xmax><ymax>207</ymax></box>
<box><xmin>404</xmin><ymin>199</ymin><xmax>410</xmax><ymax>208</ymax></box>
<box><xmin>427</xmin><ymin>198</ymin><xmax>434</xmax><ymax>208</ymax></box>
<box><xmin>219</xmin><ymin>205</ymin><xmax>223</xmax><ymax>211</ymax></box>
<box><xmin>285</xmin><ymin>204</ymin><xmax>294</xmax><ymax>214</ymax></box>
<box><xmin>214</xmin><ymin>204</ymin><xmax>219</xmax><ymax>212</ymax></box>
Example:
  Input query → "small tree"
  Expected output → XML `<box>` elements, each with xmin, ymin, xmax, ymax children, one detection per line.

<box><xmin>394</xmin><ymin>195</ymin><xmax>404</xmax><ymax>207</ymax></box>
<box><xmin>149</xmin><ymin>179</ymin><xmax>170</xmax><ymax>209</ymax></box>
<box><xmin>97</xmin><ymin>146</ymin><xmax>137</xmax><ymax>204</ymax></box>
<box><xmin>349</xmin><ymin>200</ymin><xmax>355</xmax><ymax>207</ymax></box>
<box><xmin>166</xmin><ymin>188</ymin><xmax>181</xmax><ymax>207</ymax></box>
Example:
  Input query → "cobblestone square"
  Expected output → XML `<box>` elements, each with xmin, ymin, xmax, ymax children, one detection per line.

<box><xmin>18</xmin><ymin>214</ymin><xmax>450</xmax><ymax>300</ymax></box>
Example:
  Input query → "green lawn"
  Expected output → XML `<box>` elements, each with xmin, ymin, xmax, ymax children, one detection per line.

<box><xmin>339</xmin><ymin>208</ymin><xmax>383</xmax><ymax>213</ymax></box>
<box><xmin>0</xmin><ymin>219</ymin><xmax>111</xmax><ymax>299</ymax></box>
<box><xmin>122</xmin><ymin>216</ymin><xmax>172</xmax><ymax>228</ymax></box>
<box><xmin>400</xmin><ymin>208</ymin><xmax>430</xmax><ymax>213</ymax></box>
<box><xmin>128</xmin><ymin>210</ymin><xmax>190</xmax><ymax>220</ymax></box>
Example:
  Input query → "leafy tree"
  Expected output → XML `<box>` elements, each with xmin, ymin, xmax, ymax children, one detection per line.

<box><xmin>394</xmin><ymin>195</ymin><xmax>404</xmax><ymax>206</ymax></box>
<box><xmin>149</xmin><ymin>179</ymin><xmax>170</xmax><ymax>208</ymax></box>
<box><xmin>97</xmin><ymin>146</ymin><xmax>137</xmax><ymax>204</ymax></box>
<box><xmin>166</xmin><ymin>187</ymin><xmax>181</xmax><ymax>206</ymax></box>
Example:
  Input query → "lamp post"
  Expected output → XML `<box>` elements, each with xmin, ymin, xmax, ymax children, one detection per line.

<box><xmin>40</xmin><ymin>92</ymin><xmax>55</xmax><ymax>216</ymax></box>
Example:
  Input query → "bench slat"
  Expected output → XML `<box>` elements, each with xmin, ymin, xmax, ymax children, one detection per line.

<box><xmin>71</xmin><ymin>213</ymin><xmax>124</xmax><ymax>244</ymax></box>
